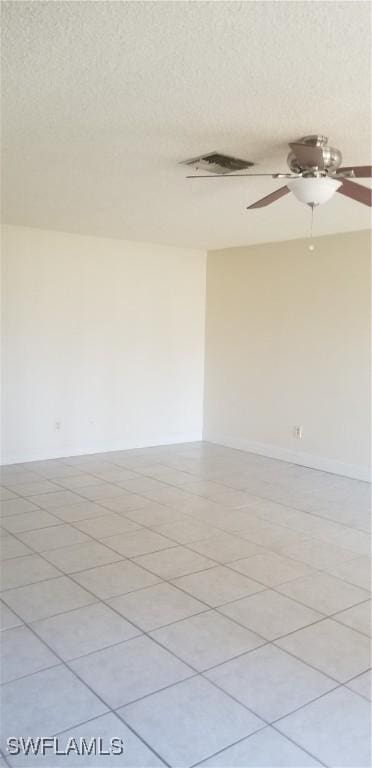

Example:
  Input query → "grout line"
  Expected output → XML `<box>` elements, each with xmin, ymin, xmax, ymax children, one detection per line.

<box><xmin>340</xmin><ymin>677</ymin><xmax>372</xmax><ymax>703</ymax></box>
<box><xmin>269</xmin><ymin>726</ymin><xmax>329</xmax><ymax>768</ymax></box>
<box><xmin>271</xmin><ymin>679</ymin><xmax>371</xmax><ymax>730</ymax></box>
<box><xmin>1</xmin><ymin>531</ymin><xmax>344</xmax><ymax>722</ymax></box>
<box><xmin>189</xmin><ymin>726</ymin><xmax>269</xmax><ymax>768</ymax></box>
<box><xmin>2</xmin><ymin>470</ymin><xmax>370</xmax><ymax>564</ymax></box>
<box><xmin>0</xmin><ymin>601</ymin><xmax>173</xmax><ymax>767</ymax></box>
<box><xmin>2</xmin><ymin>525</ymin><xmax>362</xmax><ymax>696</ymax></box>
<box><xmin>343</xmin><ymin>668</ymin><xmax>372</xmax><ymax>685</ymax></box>
<box><xmin>4</xmin><ymin>451</ymin><xmax>370</xmax><ymax>541</ymax></box>
<box><xmin>2</xmin><ymin>508</ymin><xmax>371</xmax><ymax>643</ymax></box>
<box><xmin>2</xmin><ymin>506</ymin><xmax>371</xmax><ymax>646</ymax></box>
<box><xmin>1</xmin><ymin>446</ymin><xmax>370</xmax><ymax>767</ymax></box>
<box><xmin>190</xmin><ymin>723</ymin><xmax>328</xmax><ymax>768</ymax></box>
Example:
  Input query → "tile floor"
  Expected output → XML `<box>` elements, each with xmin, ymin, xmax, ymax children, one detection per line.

<box><xmin>0</xmin><ymin>442</ymin><xmax>370</xmax><ymax>767</ymax></box>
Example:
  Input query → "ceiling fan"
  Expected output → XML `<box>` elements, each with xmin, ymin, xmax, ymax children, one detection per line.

<box><xmin>186</xmin><ymin>136</ymin><xmax>372</xmax><ymax>209</ymax></box>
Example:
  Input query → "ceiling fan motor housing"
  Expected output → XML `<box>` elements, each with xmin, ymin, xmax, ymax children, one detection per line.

<box><xmin>287</xmin><ymin>135</ymin><xmax>342</xmax><ymax>175</ymax></box>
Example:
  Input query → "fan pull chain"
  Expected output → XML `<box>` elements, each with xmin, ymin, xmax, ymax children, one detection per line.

<box><xmin>308</xmin><ymin>203</ymin><xmax>315</xmax><ymax>251</ymax></box>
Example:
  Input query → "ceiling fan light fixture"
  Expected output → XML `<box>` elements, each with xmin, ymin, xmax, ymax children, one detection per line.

<box><xmin>286</xmin><ymin>177</ymin><xmax>342</xmax><ymax>206</ymax></box>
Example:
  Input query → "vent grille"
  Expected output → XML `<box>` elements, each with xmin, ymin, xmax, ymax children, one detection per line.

<box><xmin>180</xmin><ymin>151</ymin><xmax>254</xmax><ymax>175</ymax></box>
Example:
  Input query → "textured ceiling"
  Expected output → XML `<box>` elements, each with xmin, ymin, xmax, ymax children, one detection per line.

<box><xmin>2</xmin><ymin>1</ymin><xmax>371</xmax><ymax>249</ymax></box>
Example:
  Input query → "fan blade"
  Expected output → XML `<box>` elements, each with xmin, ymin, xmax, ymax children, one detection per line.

<box><xmin>337</xmin><ymin>179</ymin><xmax>372</xmax><ymax>206</ymax></box>
<box><xmin>337</xmin><ymin>165</ymin><xmax>372</xmax><ymax>178</ymax></box>
<box><xmin>247</xmin><ymin>186</ymin><xmax>290</xmax><ymax>209</ymax></box>
<box><xmin>289</xmin><ymin>142</ymin><xmax>325</xmax><ymax>169</ymax></box>
<box><xmin>186</xmin><ymin>173</ymin><xmax>291</xmax><ymax>178</ymax></box>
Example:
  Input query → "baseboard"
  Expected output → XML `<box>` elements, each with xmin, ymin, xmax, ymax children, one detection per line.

<box><xmin>1</xmin><ymin>432</ymin><xmax>203</xmax><ymax>466</ymax></box>
<box><xmin>3</xmin><ymin>431</ymin><xmax>370</xmax><ymax>481</ymax></box>
<box><xmin>205</xmin><ymin>432</ymin><xmax>371</xmax><ymax>482</ymax></box>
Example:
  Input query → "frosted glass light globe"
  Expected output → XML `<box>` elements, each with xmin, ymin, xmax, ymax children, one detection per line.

<box><xmin>287</xmin><ymin>177</ymin><xmax>342</xmax><ymax>205</ymax></box>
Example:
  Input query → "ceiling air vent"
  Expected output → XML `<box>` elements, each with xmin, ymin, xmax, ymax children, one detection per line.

<box><xmin>180</xmin><ymin>151</ymin><xmax>254</xmax><ymax>175</ymax></box>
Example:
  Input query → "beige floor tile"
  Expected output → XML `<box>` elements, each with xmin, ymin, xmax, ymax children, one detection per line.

<box><xmin>1</xmin><ymin>554</ymin><xmax>60</xmax><ymax>590</ymax></box>
<box><xmin>151</xmin><ymin>610</ymin><xmax>264</xmax><ymax>670</ymax></box>
<box><xmin>32</xmin><ymin>602</ymin><xmax>141</xmax><ymax>659</ymax></box>
<box><xmin>0</xmin><ymin>666</ymin><xmax>107</xmax><ymax>752</ymax></box>
<box><xmin>220</xmin><ymin>589</ymin><xmax>321</xmax><ymax>639</ymax></box>
<box><xmin>2</xmin><ymin>510</ymin><xmax>61</xmax><ymax>533</ymax></box>
<box><xmin>276</xmin><ymin>687</ymin><xmax>371</xmax><ymax>767</ymax></box>
<box><xmin>199</xmin><ymin>726</ymin><xmax>321</xmax><ymax>766</ymax></box>
<box><xmin>79</xmin><ymin>484</ymin><xmax>134</xmax><ymax>501</ymax></box>
<box><xmin>0</xmin><ymin>498</ymin><xmax>39</xmax><ymax>517</ymax></box>
<box><xmin>30</xmin><ymin>491</ymin><xmax>84</xmax><ymax>509</ymax></box>
<box><xmin>1</xmin><ymin>625</ymin><xmax>59</xmax><ymax>683</ymax></box>
<box><xmin>276</xmin><ymin>618</ymin><xmax>370</xmax><ymax>682</ymax></box>
<box><xmin>102</xmin><ymin>529</ymin><xmax>175</xmax><ymax>558</ymax></box>
<box><xmin>70</xmin><ymin>635</ymin><xmax>193</xmax><ymax>708</ymax></box>
<box><xmin>230</xmin><ymin>551</ymin><xmax>314</xmax><ymax>586</ymax></box>
<box><xmin>108</xmin><ymin>582</ymin><xmax>205</xmax><ymax>630</ymax></box>
<box><xmin>121</xmin><ymin>676</ymin><xmax>264</xmax><ymax>767</ymax></box>
<box><xmin>97</xmin><ymin>493</ymin><xmax>153</xmax><ymax>513</ymax></box>
<box><xmin>45</xmin><ymin>713</ymin><xmax>165</xmax><ymax>767</ymax></box>
<box><xmin>17</xmin><ymin>524</ymin><xmax>91</xmax><ymax>552</ymax></box>
<box><xmin>124</xmin><ymin>503</ymin><xmax>187</xmax><ymax>528</ymax></box>
<box><xmin>42</xmin><ymin>541</ymin><xmax>122</xmax><ymax>573</ymax></box>
<box><xmin>333</xmin><ymin>600</ymin><xmax>371</xmax><ymax>636</ymax></box>
<box><xmin>277</xmin><ymin>572</ymin><xmax>370</xmax><ymax>615</ymax></box>
<box><xmin>282</xmin><ymin>539</ymin><xmax>357</xmax><ymax>570</ymax></box>
<box><xmin>73</xmin><ymin>513</ymin><xmax>141</xmax><ymax>538</ymax></box>
<box><xmin>73</xmin><ymin>559</ymin><xmax>160</xmax><ymax>599</ymax></box>
<box><xmin>54</xmin><ymin>473</ymin><xmax>105</xmax><ymax>490</ymax></box>
<box><xmin>326</xmin><ymin>556</ymin><xmax>371</xmax><ymax>590</ymax></box>
<box><xmin>155</xmin><ymin>518</ymin><xmax>221</xmax><ymax>543</ymax></box>
<box><xmin>0</xmin><ymin>534</ymin><xmax>32</xmax><ymax>560</ymax></box>
<box><xmin>0</xmin><ymin>488</ymin><xmax>18</xmax><ymax>501</ymax></box>
<box><xmin>188</xmin><ymin>533</ymin><xmax>263</xmax><ymax>563</ymax></box>
<box><xmin>135</xmin><ymin>546</ymin><xmax>215</xmax><ymax>579</ymax></box>
<box><xmin>5</xmin><ymin>480</ymin><xmax>61</xmax><ymax>497</ymax></box>
<box><xmin>207</xmin><ymin>643</ymin><xmax>335</xmax><ymax>721</ymax></box>
<box><xmin>2</xmin><ymin>575</ymin><xmax>95</xmax><ymax>622</ymax></box>
<box><xmin>0</xmin><ymin>601</ymin><xmax>23</xmax><ymax>631</ymax></box>
<box><xmin>0</xmin><ymin>446</ymin><xmax>368</xmax><ymax>768</ymax></box>
<box><xmin>346</xmin><ymin>669</ymin><xmax>372</xmax><ymax>701</ymax></box>
<box><xmin>173</xmin><ymin>565</ymin><xmax>265</xmax><ymax>607</ymax></box>
<box><xmin>52</xmin><ymin>501</ymin><xmax>112</xmax><ymax>522</ymax></box>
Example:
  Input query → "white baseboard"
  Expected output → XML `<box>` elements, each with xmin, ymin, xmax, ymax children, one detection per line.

<box><xmin>3</xmin><ymin>431</ymin><xmax>370</xmax><ymax>481</ymax></box>
<box><xmin>205</xmin><ymin>432</ymin><xmax>371</xmax><ymax>482</ymax></box>
<box><xmin>1</xmin><ymin>432</ymin><xmax>203</xmax><ymax>466</ymax></box>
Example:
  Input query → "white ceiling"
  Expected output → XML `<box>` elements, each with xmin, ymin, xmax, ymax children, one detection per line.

<box><xmin>2</xmin><ymin>1</ymin><xmax>371</xmax><ymax>249</ymax></box>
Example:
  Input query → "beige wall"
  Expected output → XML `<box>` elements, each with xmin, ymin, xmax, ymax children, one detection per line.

<box><xmin>1</xmin><ymin>225</ymin><xmax>206</xmax><ymax>463</ymax></box>
<box><xmin>2</xmin><ymin>224</ymin><xmax>370</xmax><ymax>479</ymax></box>
<box><xmin>204</xmin><ymin>231</ymin><xmax>371</xmax><ymax>480</ymax></box>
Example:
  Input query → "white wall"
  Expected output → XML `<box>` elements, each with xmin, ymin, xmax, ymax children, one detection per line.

<box><xmin>204</xmin><ymin>231</ymin><xmax>371</xmax><ymax>481</ymax></box>
<box><xmin>2</xmin><ymin>225</ymin><xmax>370</xmax><ymax>479</ymax></box>
<box><xmin>1</xmin><ymin>225</ymin><xmax>206</xmax><ymax>463</ymax></box>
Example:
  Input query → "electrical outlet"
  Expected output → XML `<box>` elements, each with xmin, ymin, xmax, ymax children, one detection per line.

<box><xmin>54</xmin><ymin>420</ymin><xmax>61</xmax><ymax>432</ymax></box>
<box><xmin>293</xmin><ymin>425</ymin><xmax>303</xmax><ymax>439</ymax></box>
